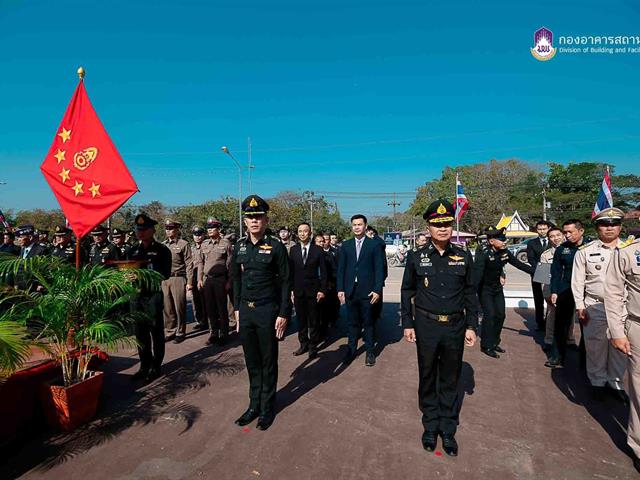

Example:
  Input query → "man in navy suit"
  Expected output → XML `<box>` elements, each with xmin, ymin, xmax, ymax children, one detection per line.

<box><xmin>337</xmin><ymin>214</ymin><xmax>385</xmax><ymax>366</ymax></box>
<box><xmin>290</xmin><ymin>223</ymin><xmax>328</xmax><ymax>359</ymax></box>
<box><xmin>526</xmin><ymin>220</ymin><xmax>551</xmax><ymax>331</ymax></box>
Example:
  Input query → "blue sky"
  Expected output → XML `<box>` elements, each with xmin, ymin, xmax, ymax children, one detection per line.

<box><xmin>1</xmin><ymin>0</ymin><xmax>639</xmax><ymax>218</ymax></box>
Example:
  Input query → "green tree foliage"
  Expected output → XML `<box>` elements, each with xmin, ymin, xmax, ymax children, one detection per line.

<box><xmin>411</xmin><ymin>159</ymin><xmax>545</xmax><ymax>234</ymax></box>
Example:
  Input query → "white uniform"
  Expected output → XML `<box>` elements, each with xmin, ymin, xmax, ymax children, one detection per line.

<box><xmin>604</xmin><ymin>237</ymin><xmax>640</xmax><ymax>458</ymax></box>
<box><xmin>572</xmin><ymin>239</ymin><xmax>626</xmax><ymax>390</ymax></box>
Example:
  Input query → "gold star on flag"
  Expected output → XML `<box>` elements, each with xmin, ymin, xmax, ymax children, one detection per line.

<box><xmin>58</xmin><ymin>128</ymin><xmax>72</xmax><ymax>143</ymax></box>
<box><xmin>89</xmin><ymin>182</ymin><xmax>101</xmax><ymax>198</ymax></box>
<box><xmin>71</xmin><ymin>181</ymin><xmax>84</xmax><ymax>196</ymax></box>
<box><xmin>54</xmin><ymin>149</ymin><xmax>66</xmax><ymax>164</ymax></box>
<box><xmin>59</xmin><ymin>167</ymin><xmax>71</xmax><ymax>184</ymax></box>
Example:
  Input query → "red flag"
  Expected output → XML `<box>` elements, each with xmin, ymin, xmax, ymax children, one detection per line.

<box><xmin>40</xmin><ymin>80</ymin><xmax>138</xmax><ymax>238</ymax></box>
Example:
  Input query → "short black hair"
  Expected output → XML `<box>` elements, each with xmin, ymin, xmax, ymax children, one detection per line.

<box><xmin>350</xmin><ymin>214</ymin><xmax>368</xmax><ymax>224</ymax></box>
<box><xmin>3</xmin><ymin>231</ymin><xmax>14</xmax><ymax>239</ymax></box>
<box><xmin>547</xmin><ymin>226</ymin><xmax>562</xmax><ymax>237</ymax></box>
<box><xmin>366</xmin><ymin>226</ymin><xmax>379</xmax><ymax>235</ymax></box>
<box><xmin>314</xmin><ymin>233</ymin><xmax>324</xmax><ymax>240</ymax></box>
<box><xmin>535</xmin><ymin>220</ymin><xmax>552</xmax><ymax>228</ymax></box>
<box><xmin>297</xmin><ymin>222</ymin><xmax>311</xmax><ymax>231</ymax></box>
<box><xmin>562</xmin><ymin>219</ymin><xmax>584</xmax><ymax>230</ymax></box>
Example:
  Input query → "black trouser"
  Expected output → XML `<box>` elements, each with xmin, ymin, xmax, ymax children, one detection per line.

<box><xmin>204</xmin><ymin>274</ymin><xmax>229</xmax><ymax>338</ymax></box>
<box><xmin>239</xmin><ymin>301</ymin><xmax>279</xmax><ymax>415</ymax></box>
<box><xmin>294</xmin><ymin>294</ymin><xmax>321</xmax><ymax>351</ymax></box>
<box><xmin>135</xmin><ymin>292</ymin><xmax>165</xmax><ymax>371</ymax></box>
<box><xmin>346</xmin><ymin>283</ymin><xmax>376</xmax><ymax>353</ymax></box>
<box><xmin>554</xmin><ymin>289</ymin><xmax>575</xmax><ymax>363</ymax></box>
<box><xmin>414</xmin><ymin>309</ymin><xmax>465</xmax><ymax>435</ymax></box>
<box><xmin>192</xmin><ymin>270</ymin><xmax>206</xmax><ymax>326</ymax></box>
<box><xmin>479</xmin><ymin>288</ymin><xmax>506</xmax><ymax>351</ymax></box>
<box><xmin>531</xmin><ymin>281</ymin><xmax>545</xmax><ymax>328</ymax></box>
<box><xmin>372</xmin><ymin>290</ymin><xmax>384</xmax><ymax>320</ymax></box>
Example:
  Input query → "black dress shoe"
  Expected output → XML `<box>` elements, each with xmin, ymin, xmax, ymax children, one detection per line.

<box><xmin>256</xmin><ymin>412</ymin><xmax>275</xmax><ymax>430</ymax></box>
<box><xmin>146</xmin><ymin>367</ymin><xmax>162</xmax><ymax>381</ymax></box>
<box><xmin>365</xmin><ymin>352</ymin><xmax>376</xmax><ymax>367</ymax></box>
<box><xmin>131</xmin><ymin>369</ymin><xmax>149</xmax><ymax>381</ymax></box>
<box><xmin>606</xmin><ymin>386</ymin><xmax>630</xmax><ymax>405</ymax></box>
<box><xmin>494</xmin><ymin>346</ymin><xmax>506</xmax><ymax>353</ymax></box>
<box><xmin>164</xmin><ymin>334</ymin><xmax>176</xmax><ymax>342</ymax></box>
<box><xmin>544</xmin><ymin>358</ymin><xmax>562</xmax><ymax>368</ymax></box>
<box><xmin>234</xmin><ymin>408</ymin><xmax>259</xmax><ymax>426</ymax></box>
<box><xmin>441</xmin><ymin>434</ymin><xmax>458</xmax><ymax>456</ymax></box>
<box><xmin>173</xmin><ymin>336</ymin><xmax>185</xmax><ymax>344</ymax></box>
<box><xmin>308</xmin><ymin>349</ymin><xmax>318</xmax><ymax>360</ymax></box>
<box><xmin>192</xmin><ymin>323</ymin><xmax>206</xmax><ymax>331</ymax></box>
<box><xmin>205</xmin><ymin>335</ymin><xmax>219</xmax><ymax>345</ymax></box>
<box><xmin>421</xmin><ymin>431</ymin><xmax>437</xmax><ymax>452</ymax></box>
<box><xmin>293</xmin><ymin>346</ymin><xmax>309</xmax><ymax>356</ymax></box>
<box><xmin>592</xmin><ymin>386</ymin><xmax>607</xmax><ymax>401</ymax></box>
<box><xmin>481</xmin><ymin>348</ymin><xmax>500</xmax><ymax>358</ymax></box>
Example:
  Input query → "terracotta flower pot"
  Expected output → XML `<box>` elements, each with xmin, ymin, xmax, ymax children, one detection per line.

<box><xmin>39</xmin><ymin>370</ymin><xmax>104</xmax><ymax>431</ymax></box>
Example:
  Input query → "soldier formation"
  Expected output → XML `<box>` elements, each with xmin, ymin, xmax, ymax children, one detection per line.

<box><xmin>2</xmin><ymin>196</ymin><xmax>640</xmax><ymax>471</ymax></box>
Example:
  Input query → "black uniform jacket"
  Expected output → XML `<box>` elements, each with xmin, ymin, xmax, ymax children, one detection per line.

<box><xmin>400</xmin><ymin>241</ymin><xmax>479</xmax><ymax>331</ymax></box>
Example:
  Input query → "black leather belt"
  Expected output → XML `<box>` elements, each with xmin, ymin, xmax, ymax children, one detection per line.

<box><xmin>415</xmin><ymin>306</ymin><xmax>463</xmax><ymax>323</ymax></box>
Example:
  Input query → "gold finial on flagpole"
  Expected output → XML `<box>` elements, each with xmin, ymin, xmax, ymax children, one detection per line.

<box><xmin>77</xmin><ymin>67</ymin><xmax>85</xmax><ymax>80</ymax></box>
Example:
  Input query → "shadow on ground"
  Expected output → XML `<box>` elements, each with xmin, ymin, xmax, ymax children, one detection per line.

<box><xmin>0</xmin><ymin>345</ymin><xmax>245</xmax><ymax>478</ymax></box>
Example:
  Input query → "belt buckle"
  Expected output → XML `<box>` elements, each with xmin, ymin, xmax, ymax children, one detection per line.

<box><xmin>437</xmin><ymin>314</ymin><xmax>449</xmax><ymax>323</ymax></box>
<box><xmin>248</xmin><ymin>301</ymin><xmax>255</xmax><ymax>309</ymax></box>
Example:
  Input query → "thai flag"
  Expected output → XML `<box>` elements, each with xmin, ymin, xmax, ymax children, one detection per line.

<box><xmin>0</xmin><ymin>210</ymin><xmax>10</xmax><ymax>230</ymax></box>
<box><xmin>592</xmin><ymin>168</ymin><xmax>613</xmax><ymax>218</ymax></box>
<box><xmin>455</xmin><ymin>175</ymin><xmax>469</xmax><ymax>222</ymax></box>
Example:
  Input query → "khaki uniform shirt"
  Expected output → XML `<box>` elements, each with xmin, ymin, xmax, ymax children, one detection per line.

<box><xmin>162</xmin><ymin>238</ymin><xmax>194</xmax><ymax>285</ymax></box>
<box><xmin>572</xmin><ymin>239</ymin><xmax>621</xmax><ymax>310</ymax></box>
<box><xmin>605</xmin><ymin>238</ymin><xmax>640</xmax><ymax>339</ymax></box>
<box><xmin>198</xmin><ymin>236</ymin><xmax>232</xmax><ymax>282</ymax></box>
<box><xmin>191</xmin><ymin>243</ymin><xmax>204</xmax><ymax>280</ymax></box>
<box><xmin>540</xmin><ymin>246</ymin><xmax>556</xmax><ymax>264</ymax></box>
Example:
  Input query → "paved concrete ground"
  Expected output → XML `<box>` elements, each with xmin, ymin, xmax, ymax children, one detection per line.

<box><xmin>2</xmin><ymin>267</ymin><xmax>637</xmax><ymax>479</ymax></box>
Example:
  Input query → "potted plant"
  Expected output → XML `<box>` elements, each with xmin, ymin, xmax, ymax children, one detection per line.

<box><xmin>0</xmin><ymin>254</ymin><xmax>161</xmax><ymax>430</ymax></box>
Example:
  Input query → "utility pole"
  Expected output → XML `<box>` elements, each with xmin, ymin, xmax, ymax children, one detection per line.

<box><xmin>542</xmin><ymin>187</ymin><xmax>547</xmax><ymax>221</ymax></box>
<box><xmin>387</xmin><ymin>192</ymin><xmax>401</xmax><ymax>230</ymax></box>
<box><xmin>247</xmin><ymin>137</ymin><xmax>254</xmax><ymax>194</ymax></box>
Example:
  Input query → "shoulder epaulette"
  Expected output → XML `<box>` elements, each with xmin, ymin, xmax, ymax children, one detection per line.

<box><xmin>579</xmin><ymin>240</ymin><xmax>596</xmax><ymax>250</ymax></box>
<box><xmin>620</xmin><ymin>236</ymin><xmax>637</xmax><ymax>249</ymax></box>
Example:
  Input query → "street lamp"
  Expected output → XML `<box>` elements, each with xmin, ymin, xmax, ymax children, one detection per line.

<box><xmin>221</xmin><ymin>146</ymin><xmax>243</xmax><ymax>237</ymax></box>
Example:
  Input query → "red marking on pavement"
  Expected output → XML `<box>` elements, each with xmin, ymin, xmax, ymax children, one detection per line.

<box><xmin>434</xmin><ymin>451</ymin><xmax>442</xmax><ymax>457</ymax></box>
<box><xmin>243</xmin><ymin>427</ymin><xmax>250</xmax><ymax>432</ymax></box>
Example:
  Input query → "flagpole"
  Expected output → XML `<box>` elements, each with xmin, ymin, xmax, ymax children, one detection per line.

<box><xmin>455</xmin><ymin>173</ymin><xmax>460</xmax><ymax>244</ymax></box>
<box><xmin>75</xmin><ymin>66</ymin><xmax>85</xmax><ymax>271</ymax></box>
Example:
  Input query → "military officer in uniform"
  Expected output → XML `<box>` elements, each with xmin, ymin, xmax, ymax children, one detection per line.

<box><xmin>50</xmin><ymin>225</ymin><xmax>84</xmax><ymax>264</ymax></box>
<box><xmin>36</xmin><ymin>230</ymin><xmax>52</xmax><ymax>254</ymax></box>
<box><xmin>473</xmin><ymin>226</ymin><xmax>534</xmax><ymax>358</ymax></box>
<box><xmin>604</xmin><ymin>220</ymin><xmax>640</xmax><ymax>473</ymax></box>
<box><xmin>162</xmin><ymin>219</ymin><xmax>194</xmax><ymax>343</ymax></box>
<box><xmin>199</xmin><ymin>217</ymin><xmax>233</xmax><ymax>345</ymax></box>
<box><xmin>572</xmin><ymin>207</ymin><xmax>627</xmax><ymax>400</ymax></box>
<box><xmin>88</xmin><ymin>225</ymin><xmax>120</xmax><ymax>266</ymax></box>
<box><xmin>190</xmin><ymin>225</ymin><xmax>208</xmax><ymax>331</ymax></box>
<box><xmin>401</xmin><ymin>199</ymin><xmax>478</xmax><ymax>456</ymax></box>
<box><xmin>232</xmin><ymin>195</ymin><xmax>291</xmax><ymax>431</ymax></box>
<box><xmin>129</xmin><ymin>214</ymin><xmax>172</xmax><ymax>381</ymax></box>
<box><xmin>547</xmin><ymin>219</ymin><xmax>587</xmax><ymax>368</ymax></box>
<box><xmin>112</xmin><ymin>227</ymin><xmax>132</xmax><ymax>259</ymax></box>
<box><xmin>277</xmin><ymin>226</ymin><xmax>296</xmax><ymax>253</ymax></box>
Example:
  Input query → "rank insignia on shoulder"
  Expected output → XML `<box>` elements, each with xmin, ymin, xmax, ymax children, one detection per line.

<box><xmin>620</xmin><ymin>236</ymin><xmax>637</xmax><ymax>249</ymax></box>
<box><xmin>449</xmin><ymin>255</ymin><xmax>464</xmax><ymax>262</ymax></box>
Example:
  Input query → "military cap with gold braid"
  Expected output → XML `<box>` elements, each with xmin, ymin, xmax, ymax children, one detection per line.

<box><xmin>135</xmin><ymin>213</ymin><xmax>158</xmax><ymax>231</ymax></box>
<box><xmin>242</xmin><ymin>195</ymin><xmax>269</xmax><ymax>216</ymax></box>
<box><xmin>593</xmin><ymin>207</ymin><xmax>625</xmax><ymax>225</ymax></box>
<box><xmin>423</xmin><ymin>199</ymin><xmax>455</xmax><ymax>224</ymax></box>
<box><xmin>486</xmin><ymin>226</ymin><xmax>507</xmax><ymax>241</ymax></box>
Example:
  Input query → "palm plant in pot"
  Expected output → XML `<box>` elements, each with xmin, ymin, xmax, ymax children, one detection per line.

<box><xmin>0</xmin><ymin>254</ymin><xmax>162</xmax><ymax>430</ymax></box>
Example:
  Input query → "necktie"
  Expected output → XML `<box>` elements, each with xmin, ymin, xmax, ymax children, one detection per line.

<box><xmin>356</xmin><ymin>239</ymin><xmax>362</xmax><ymax>260</ymax></box>
<box><xmin>542</xmin><ymin>238</ymin><xmax>547</xmax><ymax>250</ymax></box>
<box><xmin>302</xmin><ymin>246</ymin><xmax>307</xmax><ymax>265</ymax></box>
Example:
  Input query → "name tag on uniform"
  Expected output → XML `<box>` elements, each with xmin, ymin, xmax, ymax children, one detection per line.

<box><xmin>258</xmin><ymin>249</ymin><xmax>272</xmax><ymax>255</ymax></box>
<box><xmin>419</xmin><ymin>261</ymin><xmax>432</xmax><ymax>267</ymax></box>
<box><xmin>448</xmin><ymin>261</ymin><xmax>465</xmax><ymax>266</ymax></box>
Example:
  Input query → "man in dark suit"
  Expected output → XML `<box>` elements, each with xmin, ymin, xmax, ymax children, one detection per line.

<box><xmin>290</xmin><ymin>223</ymin><xmax>328</xmax><ymax>359</ymax></box>
<box><xmin>337</xmin><ymin>214</ymin><xmax>385</xmax><ymax>366</ymax></box>
<box><xmin>366</xmin><ymin>226</ymin><xmax>388</xmax><ymax>321</ymax></box>
<box><xmin>526</xmin><ymin>220</ymin><xmax>551</xmax><ymax>331</ymax></box>
<box><xmin>14</xmin><ymin>225</ymin><xmax>48</xmax><ymax>290</ymax></box>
